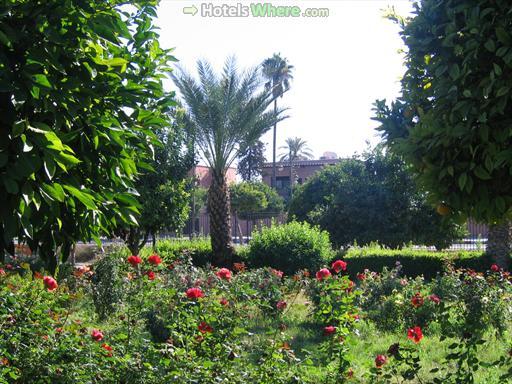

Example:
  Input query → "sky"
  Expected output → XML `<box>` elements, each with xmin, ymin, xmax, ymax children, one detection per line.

<box><xmin>156</xmin><ymin>0</ymin><xmax>414</xmax><ymax>162</ymax></box>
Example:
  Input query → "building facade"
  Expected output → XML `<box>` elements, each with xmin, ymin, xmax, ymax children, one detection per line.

<box><xmin>261</xmin><ymin>158</ymin><xmax>341</xmax><ymax>198</ymax></box>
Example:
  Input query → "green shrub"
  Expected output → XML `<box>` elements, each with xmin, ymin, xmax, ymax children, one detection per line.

<box><xmin>145</xmin><ymin>238</ymin><xmax>213</xmax><ymax>266</ymax></box>
<box><xmin>91</xmin><ymin>248</ymin><xmax>127</xmax><ymax>319</ymax></box>
<box><xmin>344</xmin><ymin>244</ymin><xmax>489</xmax><ymax>279</ymax></box>
<box><xmin>142</xmin><ymin>238</ymin><xmax>248</xmax><ymax>266</ymax></box>
<box><xmin>247</xmin><ymin>221</ymin><xmax>335</xmax><ymax>275</ymax></box>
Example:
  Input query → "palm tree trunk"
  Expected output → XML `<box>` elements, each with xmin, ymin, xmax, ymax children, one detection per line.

<box><xmin>271</xmin><ymin>99</ymin><xmax>277</xmax><ymax>188</ymax></box>
<box><xmin>208</xmin><ymin>171</ymin><xmax>235</xmax><ymax>265</ymax></box>
<box><xmin>487</xmin><ymin>222</ymin><xmax>511</xmax><ymax>269</ymax></box>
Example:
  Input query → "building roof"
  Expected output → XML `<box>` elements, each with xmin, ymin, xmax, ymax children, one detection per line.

<box><xmin>262</xmin><ymin>158</ymin><xmax>341</xmax><ymax>168</ymax></box>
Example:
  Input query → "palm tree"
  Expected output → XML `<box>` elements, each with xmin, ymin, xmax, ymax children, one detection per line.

<box><xmin>261</xmin><ymin>54</ymin><xmax>294</xmax><ymax>189</ymax></box>
<box><xmin>279</xmin><ymin>137</ymin><xmax>313</xmax><ymax>162</ymax></box>
<box><xmin>279</xmin><ymin>137</ymin><xmax>313</xmax><ymax>198</ymax></box>
<box><xmin>172</xmin><ymin>58</ymin><xmax>285</xmax><ymax>265</ymax></box>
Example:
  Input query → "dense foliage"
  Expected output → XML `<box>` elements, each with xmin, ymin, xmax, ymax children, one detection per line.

<box><xmin>344</xmin><ymin>245</ymin><xmax>487</xmax><ymax>280</ymax></box>
<box><xmin>230</xmin><ymin>181</ymin><xmax>285</xmax><ymax>219</ymax></box>
<box><xmin>373</xmin><ymin>1</ymin><xmax>512</xmax><ymax>224</ymax></box>
<box><xmin>0</xmin><ymin>0</ymin><xmax>175</xmax><ymax>271</ymax></box>
<box><xmin>118</xmin><ymin>109</ymin><xmax>195</xmax><ymax>254</ymax></box>
<box><xmin>237</xmin><ymin>140</ymin><xmax>266</xmax><ymax>182</ymax></box>
<box><xmin>0</xmin><ymin>248</ymin><xmax>510</xmax><ymax>383</ymax></box>
<box><xmin>289</xmin><ymin>146</ymin><xmax>466</xmax><ymax>249</ymax></box>
<box><xmin>247</xmin><ymin>221</ymin><xmax>335</xmax><ymax>275</ymax></box>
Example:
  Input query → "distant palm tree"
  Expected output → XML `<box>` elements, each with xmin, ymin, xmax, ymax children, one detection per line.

<box><xmin>279</xmin><ymin>137</ymin><xmax>313</xmax><ymax>162</ymax></box>
<box><xmin>279</xmin><ymin>137</ymin><xmax>313</xmax><ymax>198</ymax></box>
<box><xmin>261</xmin><ymin>54</ymin><xmax>294</xmax><ymax>189</ymax></box>
<box><xmin>172</xmin><ymin>58</ymin><xmax>285</xmax><ymax>264</ymax></box>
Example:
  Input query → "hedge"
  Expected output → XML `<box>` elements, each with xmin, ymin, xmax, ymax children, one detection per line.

<box><xmin>342</xmin><ymin>246</ymin><xmax>490</xmax><ymax>280</ymax></box>
<box><xmin>142</xmin><ymin>238</ymin><xmax>247</xmax><ymax>266</ymax></box>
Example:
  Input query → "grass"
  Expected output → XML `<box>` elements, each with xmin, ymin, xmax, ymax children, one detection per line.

<box><xmin>245</xmin><ymin>291</ymin><xmax>511</xmax><ymax>383</ymax></box>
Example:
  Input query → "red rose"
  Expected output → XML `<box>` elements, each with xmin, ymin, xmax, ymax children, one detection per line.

<box><xmin>127</xmin><ymin>255</ymin><xmax>142</xmax><ymax>267</ymax></box>
<box><xmin>216</xmin><ymin>268</ymin><xmax>232</xmax><ymax>281</ymax></box>
<box><xmin>356</xmin><ymin>272</ymin><xmax>366</xmax><ymax>281</ymax></box>
<box><xmin>428</xmin><ymin>294</ymin><xmax>441</xmax><ymax>304</ymax></box>
<box><xmin>101</xmin><ymin>343</ymin><xmax>113</xmax><ymax>357</ymax></box>
<box><xmin>407</xmin><ymin>326</ymin><xmax>423</xmax><ymax>343</ymax></box>
<box><xmin>270</xmin><ymin>268</ymin><xmax>284</xmax><ymax>278</ymax></box>
<box><xmin>219</xmin><ymin>298</ymin><xmax>229</xmax><ymax>306</ymax></box>
<box><xmin>375</xmin><ymin>354</ymin><xmax>387</xmax><ymax>368</ymax></box>
<box><xmin>0</xmin><ymin>269</ymin><xmax>5</xmax><ymax>276</ymax></box>
<box><xmin>411</xmin><ymin>292</ymin><xmax>424</xmax><ymax>308</ymax></box>
<box><xmin>316</xmin><ymin>268</ymin><xmax>331</xmax><ymax>281</ymax></box>
<box><xmin>43</xmin><ymin>276</ymin><xmax>58</xmax><ymax>291</ymax></box>
<box><xmin>198</xmin><ymin>321</ymin><xmax>213</xmax><ymax>334</ymax></box>
<box><xmin>276</xmin><ymin>300</ymin><xmax>287</xmax><ymax>310</ymax></box>
<box><xmin>331</xmin><ymin>260</ymin><xmax>347</xmax><ymax>273</ymax></box>
<box><xmin>186</xmin><ymin>287</ymin><xmax>204</xmax><ymax>299</ymax></box>
<box><xmin>91</xmin><ymin>329</ymin><xmax>104</xmax><ymax>342</ymax></box>
<box><xmin>145</xmin><ymin>270</ymin><xmax>155</xmax><ymax>280</ymax></box>
<box><xmin>323</xmin><ymin>325</ymin><xmax>336</xmax><ymax>336</ymax></box>
<box><xmin>491</xmin><ymin>264</ymin><xmax>500</xmax><ymax>272</ymax></box>
<box><xmin>148</xmin><ymin>254</ymin><xmax>162</xmax><ymax>266</ymax></box>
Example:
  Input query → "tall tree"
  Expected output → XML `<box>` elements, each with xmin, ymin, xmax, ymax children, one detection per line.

<box><xmin>172</xmin><ymin>58</ymin><xmax>285</xmax><ymax>265</ymax></box>
<box><xmin>373</xmin><ymin>0</ymin><xmax>512</xmax><ymax>268</ymax></box>
<box><xmin>289</xmin><ymin>145</ymin><xmax>466</xmax><ymax>249</ymax></box>
<box><xmin>118</xmin><ymin>108</ymin><xmax>195</xmax><ymax>255</ymax></box>
<box><xmin>279</xmin><ymin>137</ymin><xmax>314</xmax><ymax>162</ymax></box>
<box><xmin>0</xmin><ymin>0</ymin><xmax>174</xmax><ymax>272</ymax></box>
<box><xmin>261</xmin><ymin>54</ymin><xmax>294</xmax><ymax>189</ymax></box>
<box><xmin>237</xmin><ymin>140</ymin><xmax>266</xmax><ymax>181</ymax></box>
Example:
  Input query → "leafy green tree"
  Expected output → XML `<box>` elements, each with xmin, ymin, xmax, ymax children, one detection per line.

<box><xmin>0</xmin><ymin>0</ymin><xmax>174</xmax><ymax>272</ymax></box>
<box><xmin>289</xmin><ymin>146</ymin><xmax>466</xmax><ymax>249</ymax></box>
<box><xmin>118</xmin><ymin>109</ymin><xmax>195</xmax><ymax>254</ymax></box>
<box><xmin>172</xmin><ymin>58</ymin><xmax>285</xmax><ymax>265</ymax></box>
<box><xmin>230</xmin><ymin>181</ymin><xmax>284</xmax><ymax>219</ymax></box>
<box><xmin>237</xmin><ymin>140</ymin><xmax>266</xmax><ymax>181</ymax></box>
<box><xmin>230</xmin><ymin>183</ymin><xmax>268</xmax><ymax>220</ymax></box>
<box><xmin>373</xmin><ymin>0</ymin><xmax>512</xmax><ymax>267</ymax></box>
<box><xmin>261</xmin><ymin>54</ymin><xmax>294</xmax><ymax>188</ymax></box>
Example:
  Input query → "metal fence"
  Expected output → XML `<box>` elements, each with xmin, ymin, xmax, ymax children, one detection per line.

<box><xmin>181</xmin><ymin>212</ymin><xmax>287</xmax><ymax>243</ymax></box>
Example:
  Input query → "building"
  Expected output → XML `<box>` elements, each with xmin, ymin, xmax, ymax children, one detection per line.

<box><xmin>189</xmin><ymin>165</ymin><xmax>237</xmax><ymax>189</ymax></box>
<box><xmin>261</xmin><ymin>157</ymin><xmax>341</xmax><ymax>198</ymax></box>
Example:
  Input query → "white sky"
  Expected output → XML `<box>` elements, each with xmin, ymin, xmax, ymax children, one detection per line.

<box><xmin>156</xmin><ymin>0</ymin><xmax>413</xmax><ymax>161</ymax></box>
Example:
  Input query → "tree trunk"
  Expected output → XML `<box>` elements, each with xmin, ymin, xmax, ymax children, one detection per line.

<box><xmin>271</xmin><ymin>99</ymin><xmax>277</xmax><ymax>188</ymax></box>
<box><xmin>487</xmin><ymin>222</ymin><xmax>511</xmax><ymax>269</ymax></box>
<box><xmin>208</xmin><ymin>172</ymin><xmax>234</xmax><ymax>266</ymax></box>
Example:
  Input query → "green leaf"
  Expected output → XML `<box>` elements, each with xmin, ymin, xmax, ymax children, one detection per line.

<box><xmin>458</xmin><ymin>173</ymin><xmax>467</xmax><ymax>191</ymax></box>
<box><xmin>496</xmin><ymin>27</ymin><xmax>511</xmax><ymax>45</ymax></box>
<box><xmin>32</xmin><ymin>74</ymin><xmax>52</xmax><ymax>88</ymax></box>
<box><xmin>12</xmin><ymin>120</ymin><xmax>26</xmax><ymax>137</ymax></box>
<box><xmin>496</xmin><ymin>86</ymin><xmax>509</xmax><ymax>97</ymax></box>
<box><xmin>484</xmin><ymin>39</ymin><xmax>495</xmax><ymax>52</ymax></box>
<box><xmin>41</xmin><ymin>183</ymin><xmax>65</xmax><ymax>202</ymax></box>
<box><xmin>63</xmin><ymin>185</ymin><xmax>97</xmax><ymax>210</ymax></box>
<box><xmin>44</xmin><ymin>158</ymin><xmax>56</xmax><ymax>180</ymax></box>
<box><xmin>449</xmin><ymin>64</ymin><xmax>460</xmax><ymax>80</ymax></box>
<box><xmin>474</xmin><ymin>166</ymin><xmax>491</xmax><ymax>180</ymax></box>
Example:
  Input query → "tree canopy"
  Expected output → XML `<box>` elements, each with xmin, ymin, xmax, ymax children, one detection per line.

<box><xmin>0</xmin><ymin>0</ymin><xmax>175</xmax><ymax>271</ymax></box>
<box><xmin>237</xmin><ymin>140</ymin><xmax>266</xmax><ymax>181</ymax></box>
<box><xmin>230</xmin><ymin>181</ymin><xmax>284</xmax><ymax>219</ymax></box>
<box><xmin>289</xmin><ymin>146</ymin><xmax>466</xmax><ymax>249</ymax></box>
<box><xmin>374</xmin><ymin>0</ymin><xmax>512</xmax><ymax>224</ymax></box>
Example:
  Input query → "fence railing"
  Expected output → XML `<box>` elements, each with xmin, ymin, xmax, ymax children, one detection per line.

<box><xmin>182</xmin><ymin>212</ymin><xmax>287</xmax><ymax>242</ymax></box>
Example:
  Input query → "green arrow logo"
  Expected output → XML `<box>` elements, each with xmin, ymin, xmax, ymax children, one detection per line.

<box><xmin>183</xmin><ymin>5</ymin><xmax>198</xmax><ymax>16</ymax></box>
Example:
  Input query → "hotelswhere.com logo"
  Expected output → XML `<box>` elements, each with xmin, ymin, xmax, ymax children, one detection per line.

<box><xmin>183</xmin><ymin>2</ymin><xmax>330</xmax><ymax>18</ymax></box>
